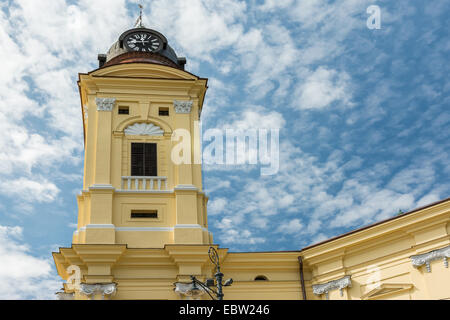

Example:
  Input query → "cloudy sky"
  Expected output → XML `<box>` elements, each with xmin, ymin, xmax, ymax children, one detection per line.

<box><xmin>0</xmin><ymin>0</ymin><xmax>448</xmax><ymax>299</ymax></box>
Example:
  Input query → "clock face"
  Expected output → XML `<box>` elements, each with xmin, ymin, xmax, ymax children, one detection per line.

<box><xmin>124</xmin><ymin>32</ymin><xmax>163</xmax><ymax>53</ymax></box>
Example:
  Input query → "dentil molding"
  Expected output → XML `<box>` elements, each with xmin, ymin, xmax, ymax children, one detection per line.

<box><xmin>96</xmin><ymin>98</ymin><xmax>116</xmax><ymax>111</ymax></box>
<box><xmin>410</xmin><ymin>245</ymin><xmax>450</xmax><ymax>272</ymax></box>
<box><xmin>174</xmin><ymin>100</ymin><xmax>193</xmax><ymax>114</ymax></box>
<box><xmin>312</xmin><ymin>275</ymin><xmax>352</xmax><ymax>299</ymax></box>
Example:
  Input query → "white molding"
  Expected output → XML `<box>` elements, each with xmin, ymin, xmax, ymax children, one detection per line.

<box><xmin>175</xmin><ymin>224</ymin><xmax>209</xmax><ymax>233</ymax></box>
<box><xmin>115</xmin><ymin>190</ymin><xmax>174</xmax><ymax>194</ymax></box>
<box><xmin>77</xmin><ymin>225</ymin><xmax>208</xmax><ymax>233</ymax></box>
<box><xmin>312</xmin><ymin>275</ymin><xmax>352</xmax><ymax>299</ymax></box>
<box><xmin>410</xmin><ymin>245</ymin><xmax>450</xmax><ymax>272</ymax></box>
<box><xmin>84</xmin><ymin>224</ymin><xmax>115</xmax><ymax>229</ymax></box>
<box><xmin>174</xmin><ymin>184</ymin><xmax>198</xmax><ymax>191</ymax></box>
<box><xmin>174</xmin><ymin>100</ymin><xmax>193</xmax><ymax>114</ymax></box>
<box><xmin>96</xmin><ymin>98</ymin><xmax>116</xmax><ymax>111</ymax></box>
<box><xmin>89</xmin><ymin>184</ymin><xmax>115</xmax><ymax>190</ymax></box>
<box><xmin>124</xmin><ymin>122</ymin><xmax>164</xmax><ymax>136</ymax></box>
<box><xmin>116</xmin><ymin>227</ymin><xmax>174</xmax><ymax>232</ymax></box>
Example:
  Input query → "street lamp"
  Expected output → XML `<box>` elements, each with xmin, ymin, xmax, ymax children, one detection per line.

<box><xmin>190</xmin><ymin>247</ymin><xmax>233</xmax><ymax>300</ymax></box>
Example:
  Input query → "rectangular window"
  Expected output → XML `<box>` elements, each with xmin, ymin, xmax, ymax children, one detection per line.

<box><xmin>131</xmin><ymin>143</ymin><xmax>157</xmax><ymax>176</ymax></box>
<box><xmin>118</xmin><ymin>106</ymin><xmax>129</xmax><ymax>115</ymax></box>
<box><xmin>131</xmin><ymin>210</ymin><xmax>158</xmax><ymax>219</ymax></box>
<box><xmin>159</xmin><ymin>107</ymin><xmax>169</xmax><ymax>116</ymax></box>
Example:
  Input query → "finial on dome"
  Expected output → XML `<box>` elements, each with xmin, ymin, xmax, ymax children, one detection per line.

<box><xmin>134</xmin><ymin>4</ymin><xmax>145</xmax><ymax>28</ymax></box>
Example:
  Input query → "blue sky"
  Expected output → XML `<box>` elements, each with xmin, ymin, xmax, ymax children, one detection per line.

<box><xmin>0</xmin><ymin>0</ymin><xmax>448</xmax><ymax>299</ymax></box>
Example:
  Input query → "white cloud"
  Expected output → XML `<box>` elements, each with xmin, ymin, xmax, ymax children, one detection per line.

<box><xmin>0</xmin><ymin>226</ymin><xmax>60</xmax><ymax>299</ymax></box>
<box><xmin>276</xmin><ymin>219</ymin><xmax>303</xmax><ymax>234</ymax></box>
<box><xmin>219</xmin><ymin>107</ymin><xmax>286</xmax><ymax>130</ymax></box>
<box><xmin>416</xmin><ymin>193</ymin><xmax>440</xmax><ymax>208</ymax></box>
<box><xmin>147</xmin><ymin>0</ymin><xmax>246</xmax><ymax>60</ymax></box>
<box><xmin>208</xmin><ymin>135</ymin><xmax>438</xmax><ymax>247</ymax></box>
<box><xmin>258</xmin><ymin>0</ymin><xmax>294</xmax><ymax>11</ymax></box>
<box><xmin>0</xmin><ymin>177</ymin><xmax>60</xmax><ymax>203</ymax></box>
<box><xmin>387</xmin><ymin>166</ymin><xmax>435</xmax><ymax>195</ymax></box>
<box><xmin>218</xmin><ymin>227</ymin><xmax>265</xmax><ymax>245</ymax></box>
<box><xmin>208</xmin><ymin>198</ymin><xmax>227</xmax><ymax>216</ymax></box>
<box><xmin>294</xmin><ymin>67</ymin><xmax>352</xmax><ymax>110</ymax></box>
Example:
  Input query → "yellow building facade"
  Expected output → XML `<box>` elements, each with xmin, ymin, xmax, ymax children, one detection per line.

<box><xmin>53</xmin><ymin>25</ymin><xmax>450</xmax><ymax>300</ymax></box>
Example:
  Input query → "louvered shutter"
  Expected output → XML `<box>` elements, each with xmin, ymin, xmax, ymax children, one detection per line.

<box><xmin>131</xmin><ymin>143</ymin><xmax>144</xmax><ymax>176</ymax></box>
<box><xmin>131</xmin><ymin>143</ymin><xmax>157</xmax><ymax>176</ymax></box>
<box><xmin>144</xmin><ymin>143</ymin><xmax>157</xmax><ymax>176</ymax></box>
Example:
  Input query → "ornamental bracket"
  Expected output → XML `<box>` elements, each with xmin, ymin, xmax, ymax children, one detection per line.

<box><xmin>312</xmin><ymin>275</ymin><xmax>352</xmax><ymax>300</ymax></box>
<box><xmin>79</xmin><ymin>283</ymin><xmax>117</xmax><ymax>300</ymax></box>
<box><xmin>174</xmin><ymin>282</ymin><xmax>206</xmax><ymax>300</ymax></box>
<box><xmin>410</xmin><ymin>245</ymin><xmax>450</xmax><ymax>273</ymax></box>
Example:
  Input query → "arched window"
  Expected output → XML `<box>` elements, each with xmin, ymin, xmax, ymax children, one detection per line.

<box><xmin>254</xmin><ymin>275</ymin><xmax>268</xmax><ymax>281</ymax></box>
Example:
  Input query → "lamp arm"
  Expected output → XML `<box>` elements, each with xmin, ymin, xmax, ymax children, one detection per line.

<box><xmin>191</xmin><ymin>277</ymin><xmax>217</xmax><ymax>300</ymax></box>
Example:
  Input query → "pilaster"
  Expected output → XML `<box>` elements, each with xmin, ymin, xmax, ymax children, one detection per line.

<box><xmin>94</xmin><ymin>97</ymin><xmax>115</xmax><ymax>185</ymax></box>
<box><xmin>165</xmin><ymin>245</ymin><xmax>213</xmax><ymax>281</ymax></box>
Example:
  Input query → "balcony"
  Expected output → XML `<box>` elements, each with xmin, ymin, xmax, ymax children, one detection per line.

<box><xmin>121</xmin><ymin>176</ymin><xmax>168</xmax><ymax>191</ymax></box>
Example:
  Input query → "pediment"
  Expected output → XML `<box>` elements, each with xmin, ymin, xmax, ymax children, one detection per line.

<box><xmin>361</xmin><ymin>283</ymin><xmax>413</xmax><ymax>300</ymax></box>
<box><xmin>90</xmin><ymin>63</ymin><xmax>199</xmax><ymax>80</ymax></box>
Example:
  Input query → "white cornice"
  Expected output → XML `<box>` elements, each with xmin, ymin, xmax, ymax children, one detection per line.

<box><xmin>77</xmin><ymin>224</ymin><xmax>209</xmax><ymax>233</ymax></box>
<box><xmin>89</xmin><ymin>184</ymin><xmax>115</xmax><ymax>191</ymax></box>
<box><xmin>174</xmin><ymin>184</ymin><xmax>198</xmax><ymax>191</ymax></box>
<box><xmin>175</xmin><ymin>224</ymin><xmax>209</xmax><ymax>233</ymax></box>
<box><xmin>115</xmin><ymin>190</ymin><xmax>174</xmax><ymax>194</ymax></box>
<box><xmin>116</xmin><ymin>227</ymin><xmax>173</xmax><ymax>232</ymax></box>
<box><xmin>85</xmin><ymin>224</ymin><xmax>115</xmax><ymax>229</ymax></box>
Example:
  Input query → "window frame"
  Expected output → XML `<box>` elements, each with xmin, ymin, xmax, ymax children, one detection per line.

<box><xmin>130</xmin><ymin>142</ymin><xmax>158</xmax><ymax>177</ymax></box>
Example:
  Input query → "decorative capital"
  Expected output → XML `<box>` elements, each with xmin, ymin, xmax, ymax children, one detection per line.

<box><xmin>79</xmin><ymin>283</ymin><xmax>117</xmax><ymax>299</ymax></box>
<box><xmin>174</xmin><ymin>282</ymin><xmax>206</xmax><ymax>300</ymax></box>
<box><xmin>313</xmin><ymin>275</ymin><xmax>352</xmax><ymax>299</ymax></box>
<box><xmin>124</xmin><ymin>122</ymin><xmax>164</xmax><ymax>136</ymax></box>
<box><xmin>410</xmin><ymin>245</ymin><xmax>450</xmax><ymax>272</ymax></box>
<box><xmin>96</xmin><ymin>98</ymin><xmax>116</xmax><ymax>111</ymax></box>
<box><xmin>174</xmin><ymin>100</ymin><xmax>193</xmax><ymax>114</ymax></box>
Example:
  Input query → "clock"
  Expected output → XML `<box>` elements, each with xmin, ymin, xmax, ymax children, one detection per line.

<box><xmin>123</xmin><ymin>31</ymin><xmax>163</xmax><ymax>53</ymax></box>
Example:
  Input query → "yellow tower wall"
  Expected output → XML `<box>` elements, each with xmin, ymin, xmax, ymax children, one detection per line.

<box><xmin>72</xmin><ymin>63</ymin><xmax>211</xmax><ymax>248</ymax></box>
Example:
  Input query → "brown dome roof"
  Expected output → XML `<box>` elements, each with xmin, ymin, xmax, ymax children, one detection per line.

<box><xmin>102</xmin><ymin>51</ymin><xmax>181</xmax><ymax>69</ymax></box>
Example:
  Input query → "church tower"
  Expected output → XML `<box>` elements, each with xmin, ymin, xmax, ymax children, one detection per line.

<box><xmin>74</xmin><ymin>26</ymin><xmax>211</xmax><ymax>248</ymax></box>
